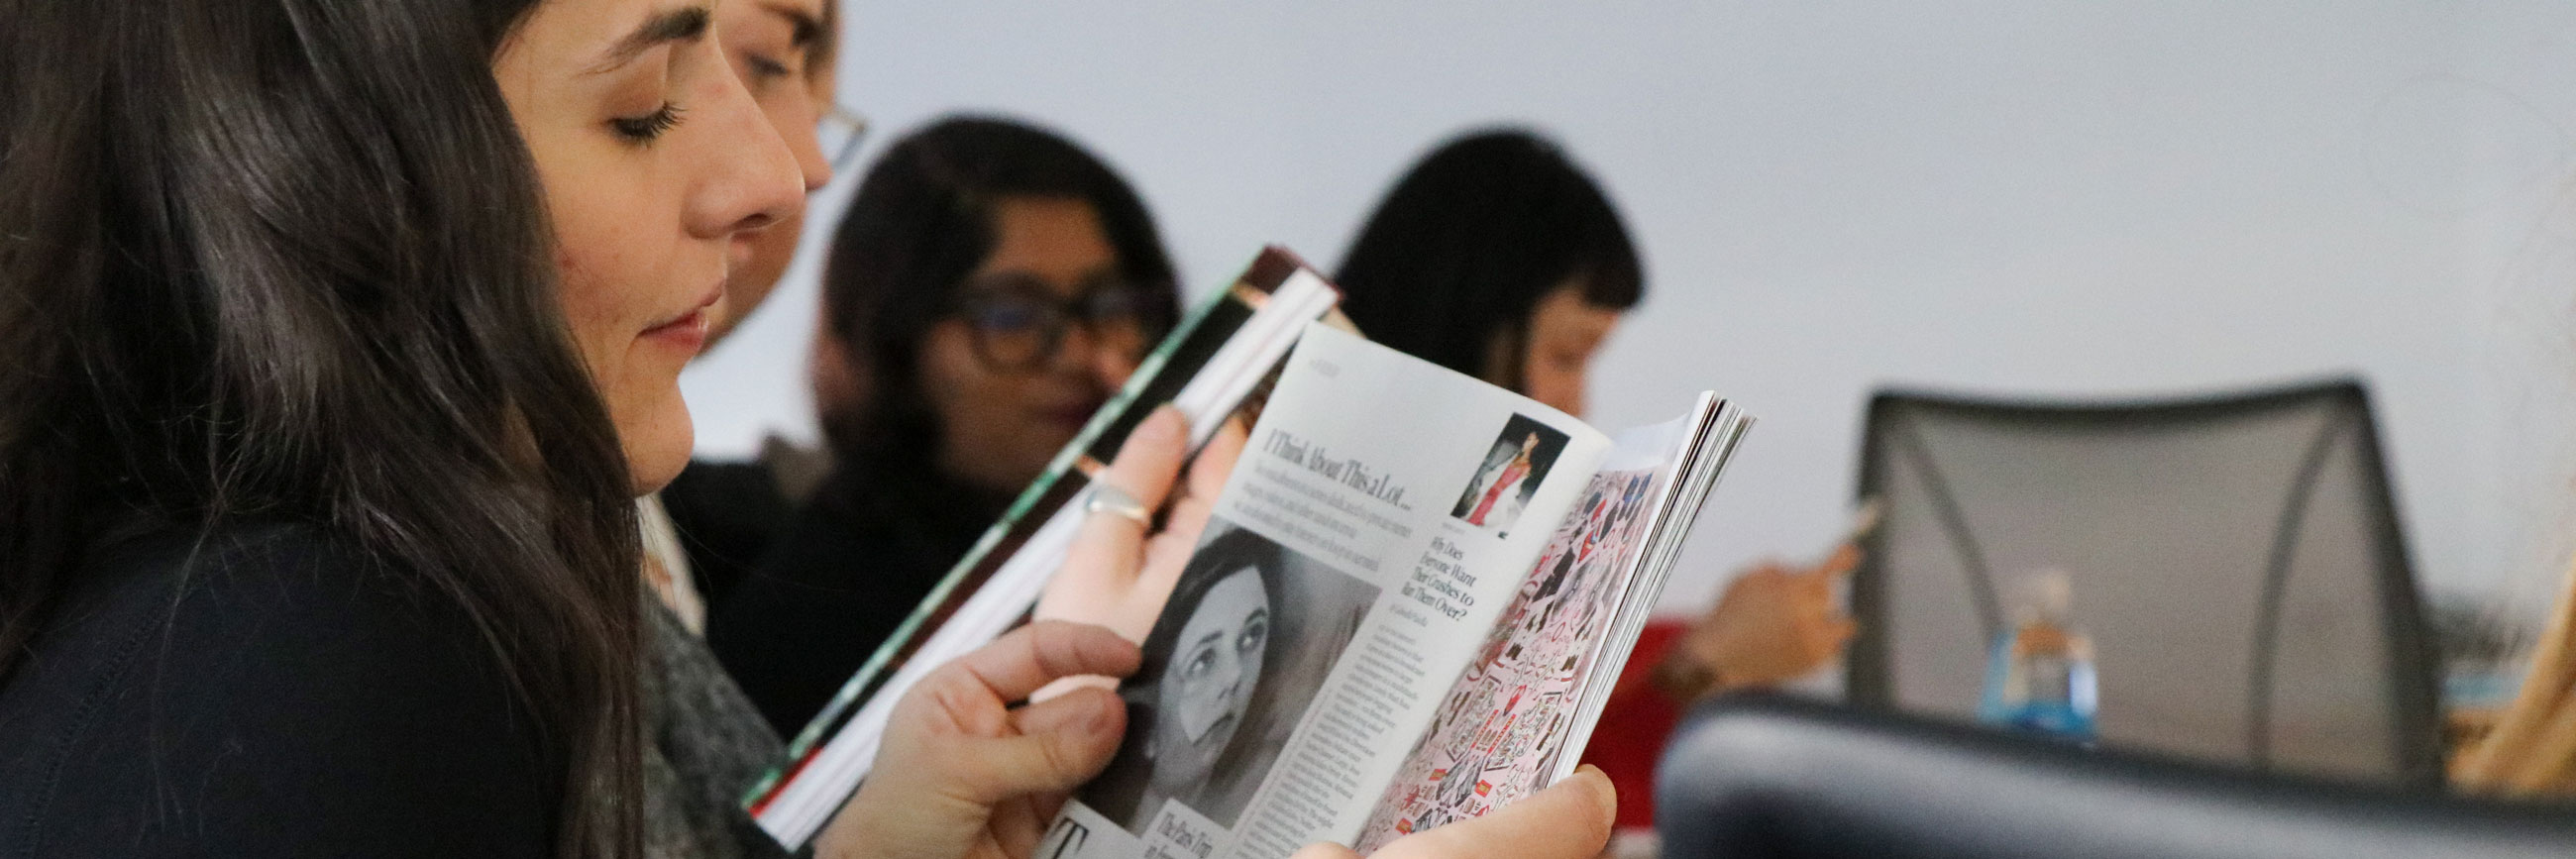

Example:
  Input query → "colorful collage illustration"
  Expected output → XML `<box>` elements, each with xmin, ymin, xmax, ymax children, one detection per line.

<box><xmin>1352</xmin><ymin>466</ymin><xmax>1665</xmax><ymax>852</ymax></box>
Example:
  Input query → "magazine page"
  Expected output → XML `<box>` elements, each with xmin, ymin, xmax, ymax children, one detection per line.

<box><xmin>1041</xmin><ymin>322</ymin><xmax>1611</xmax><ymax>859</ymax></box>
<box><xmin>1350</xmin><ymin>413</ymin><xmax>1700</xmax><ymax>851</ymax></box>
<box><xmin>746</xmin><ymin>249</ymin><xmax>1340</xmax><ymax>847</ymax></box>
<box><xmin>1552</xmin><ymin>397</ymin><xmax>1752</xmax><ymax>775</ymax></box>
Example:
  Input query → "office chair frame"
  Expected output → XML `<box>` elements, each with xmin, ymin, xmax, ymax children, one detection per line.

<box><xmin>1844</xmin><ymin>378</ymin><xmax>2443</xmax><ymax>787</ymax></box>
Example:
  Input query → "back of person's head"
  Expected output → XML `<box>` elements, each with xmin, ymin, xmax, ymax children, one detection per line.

<box><xmin>1334</xmin><ymin>128</ymin><xmax>1644</xmax><ymax>395</ymax></box>
<box><xmin>815</xmin><ymin>115</ymin><xmax>1179</xmax><ymax>477</ymax></box>
<box><xmin>1</xmin><ymin>1</ymin><xmax>639</xmax><ymax>854</ymax></box>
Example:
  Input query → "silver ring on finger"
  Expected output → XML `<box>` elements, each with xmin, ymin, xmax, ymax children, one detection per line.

<box><xmin>1084</xmin><ymin>483</ymin><xmax>1151</xmax><ymax>527</ymax></box>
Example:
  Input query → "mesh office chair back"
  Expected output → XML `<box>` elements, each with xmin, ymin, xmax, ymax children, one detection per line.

<box><xmin>1846</xmin><ymin>379</ymin><xmax>2441</xmax><ymax>787</ymax></box>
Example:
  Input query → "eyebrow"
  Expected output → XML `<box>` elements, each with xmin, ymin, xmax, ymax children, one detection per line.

<box><xmin>761</xmin><ymin>2</ymin><xmax>823</xmax><ymax>49</ymax></box>
<box><xmin>590</xmin><ymin>6</ymin><xmax>711</xmax><ymax>73</ymax></box>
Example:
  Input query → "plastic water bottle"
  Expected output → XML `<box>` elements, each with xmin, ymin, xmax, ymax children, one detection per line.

<box><xmin>1979</xmin><ymin>570</ymin><xmax>2097</xmax><ymax>742</ymax></box>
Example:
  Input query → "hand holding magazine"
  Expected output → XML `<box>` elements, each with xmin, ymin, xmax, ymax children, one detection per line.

<box><xmin>1042</xmin><ymin>322</ymin><xmax>1751</xmax><ymax>859</ymax></box>
<box><xmin>746</xmin><ymin>252</ymin><xmax>1342</xmax><ymax>847</ymax></box>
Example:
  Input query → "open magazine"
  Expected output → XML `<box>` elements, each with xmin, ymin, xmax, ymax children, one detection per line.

<box><xmin>747</xmin><ymin>250</ymin><xmax>1344</xmax><ymax>847</ymax></box>
<box><xmin>1040</xmin><ymin>322</ymin><xmax>1752</xmax><ymax>859</ymax></box>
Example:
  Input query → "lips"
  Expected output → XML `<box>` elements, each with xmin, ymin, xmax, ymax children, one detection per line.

<box><xmin>640</xmin><ymin>281</ymin><xmax>725</xmax><ymax>351</ymax></box>
<box><xmin>1198</xmin><ymin>709</ymin><xmax>1240</xmax><ymax>748</ymax></box>
<box><xmin>641</xmin><ymin>308</ymin><xmax>709</xmax><ymax>346</ymax></box>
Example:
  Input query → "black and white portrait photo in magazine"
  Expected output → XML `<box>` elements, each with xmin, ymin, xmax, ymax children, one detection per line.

<box><xmin>1077</xmin><ymin>517</ymin><xmax>1379</xmax><ymax>836</ymax></box>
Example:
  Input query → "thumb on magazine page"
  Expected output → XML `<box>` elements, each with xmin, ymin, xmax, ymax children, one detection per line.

<box><xmin>1289</xmin><ymin>767</ymin><xmax>1617</xmax><ymax>859</ymax></box>
<box><xmin>820</xmin><ymin>622</ymin><xmax>1139</xmax><ymax>859</ymax></box>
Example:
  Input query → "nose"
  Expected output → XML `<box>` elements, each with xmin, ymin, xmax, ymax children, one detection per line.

<box><xmin>776</xmin><ymin>84</ymin><xmax>833</xmax><ymax>194</ymax></box>
<box><xmin>1049</xmin><ymin>320</ymin><xmax>1140</xmax><ymax>386</ymax></box>
<box><xmin>683</xmin><ymin>58</ymin><xmax>805</xmax><ymax>242</ymax></box>
<box><xmin>1209</xmin><ymin>644</ymin><xmax>1245</xmax><ymax>702</ymax></box>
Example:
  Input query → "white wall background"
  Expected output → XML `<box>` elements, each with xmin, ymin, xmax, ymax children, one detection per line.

<box><xmin>685</xmin><ymin>2</ymin><xmax>2576</xmax><ymax>623</ymax></box>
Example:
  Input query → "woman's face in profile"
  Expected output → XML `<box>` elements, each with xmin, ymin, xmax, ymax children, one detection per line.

<box><xmin>1151</xmin><ymin>567</ymin><xmax>1271</xmax><ymax>788</ymax></box>
<box><xmin>493</xmin><ymin>0</ymin><xmax>805</xmax><ymax>494</ymax></box>
<box><xmin>1509</xmin><ymin>279</ymin><xmax>1624</xmax><ymax>418</ymax></box>
<box><xmin>710</xmin><ymin>0</ymin><xmax>837</xmax><ymax>344</ymax></box>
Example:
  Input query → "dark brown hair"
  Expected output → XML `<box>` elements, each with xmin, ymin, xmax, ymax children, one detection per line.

<box><xmin>816</xmin><ymin>115</ymin><xmax>1181</xmax><ymax>484</ymax></box>
<box><xmin>0</xmin><ymin>0</ymin><xmax>641</xmax><ymax>855</ymax></box>
<box><xmin>1334</xmin><ymin>128</ymin><xmax>1645</xmax><ymax>392</ymax></box>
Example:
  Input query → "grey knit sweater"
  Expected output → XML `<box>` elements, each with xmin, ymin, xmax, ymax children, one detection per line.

<box><xmin>642</xmin><ymin>600</ymin><xmax>802</xmax><ymax>859</ymax></box>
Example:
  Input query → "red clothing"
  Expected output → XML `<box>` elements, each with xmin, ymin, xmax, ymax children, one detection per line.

<box><xmin>1577</xmin><ymin>618</ymin><xmax>1690</xmax><ymax>830</ymax></box>
<box><xmin>1466</xmin><ymin>461</ymin><xmax>1530</xmax><ymax>524</ymax></box>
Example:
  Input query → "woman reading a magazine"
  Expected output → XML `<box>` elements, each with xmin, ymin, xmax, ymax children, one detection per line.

<box><xmin>1338</xmin><ymin>129</ymin><xmax>1856</xmax><ymax>829</ymax></box>
<box><xmin>0</xmin><ymin>1</ymin><xmax>1616</xmax><ymax>857</ymax></box>
<box><xmin>1337</xmin><ymin>128</ymin><xmax>1856</xmax><ymax>698</ymax></box>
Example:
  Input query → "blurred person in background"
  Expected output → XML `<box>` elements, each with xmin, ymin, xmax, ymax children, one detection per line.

<box><xmin>626</xmin><ymin>0</ymin><xmax>856</xmax><ymax>855</ymax></box>
<box><xmin>639</xmin><ymin>0</ymin><xmax>847</xmax><ymax>634</ymax></box>
<box><xmin>2458</xmin><ymin>561</ymin><xmax>2576</xmax><ymax>794</ymax></box>
<box><xmin>649</xmin><ymin>0</ymin><xmax>867</xmax><ymax>620</ymax></box>
<box><xmin>1333</xmin><ymin>127</ymin><xmax>1859</xmax><ymax>831</ymax></box>
<box><xmin>707</xmin><ymin>116</ymin><xmax>1185</xmax><ymax>735</ymax></box>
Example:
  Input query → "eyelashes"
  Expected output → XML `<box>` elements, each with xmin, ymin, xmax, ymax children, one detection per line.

<box><xmin>609</xmin><ymin>102</ymin><xmax>686</xmax><ymax>144</ymax></box>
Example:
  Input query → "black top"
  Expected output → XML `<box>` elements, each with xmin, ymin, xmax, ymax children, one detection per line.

<box><xmin>660</xmin><ymin>459</ymin><xmax>797</xmax><ymax>609</ymax></box>
<box><xmin>705</xmin><ymin>464</ymin><xmax>1006</xmax><ymax>736</ymax></box>
<box><xmin>0</xmin><ymin>521</ymin><xmax>557</xmax><ymax>857</ymax></box>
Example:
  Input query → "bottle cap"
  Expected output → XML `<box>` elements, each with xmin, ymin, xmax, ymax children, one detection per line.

<box><xmin>2020</xmin><ymin>569</ymin><xmax>2073</xmax><ymax>622</ymax></box>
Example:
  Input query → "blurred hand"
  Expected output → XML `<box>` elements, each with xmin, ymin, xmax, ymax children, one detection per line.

<box><xmin>1288</xmin><ymin>767</ymin><xmax>1617</xmax><ymax>859</ymax></box>
<box><xmin>1665</xmin><ymin>544</ymin><xmax>1860</xmax><ymax>698</ymax></box>
<box><xmin>1034</xmin><ymin>405</ymin><xmax>1248</xmax><ymax>657</ymax></box>
<box><xmin>818</xmin><ymin>621</ymin><xmax>1141</xmax><ymax>859</ymax></box>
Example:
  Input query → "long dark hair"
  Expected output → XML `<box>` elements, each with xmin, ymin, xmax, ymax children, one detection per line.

<box><xmin>816</xmin><ymin>115</ymin><xmax>1180</xmax><ymax>487</ymax></box>
<box><xmin>1</xmin><ymin>1</ymin><xmax>641</xmax><ymax>856</ymax></box>
<box><xmin>1334</xmin><ymin>128</ymin><xmax>1645</xmax><ymax>391</ymax></box>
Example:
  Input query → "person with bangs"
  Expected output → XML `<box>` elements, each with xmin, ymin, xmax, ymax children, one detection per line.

<box><xmin>1335</xmin><ymin>128</ymin><xmax>1860</xmax><ymax>830</ymax></box>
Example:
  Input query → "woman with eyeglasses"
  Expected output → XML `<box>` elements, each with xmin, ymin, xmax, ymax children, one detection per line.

<box><xmin>641</xmin><ymin>0</ymin><xmax>870</xmax><ymax>627</ymax></box>
<box><xmin>0</xmin><ymin>0</ymin><xmax>1625</xmax><ymax>854</ymax></box>
<box><xmin>707</xmin><ymin>115</ymin><xmax>1183</xmax><ymax>735</ymax></box>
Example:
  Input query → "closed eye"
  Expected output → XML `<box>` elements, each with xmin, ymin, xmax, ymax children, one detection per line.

<box><xmin>610</xmin><ymin>102</ymin><xmax>686</xmax><ymax>143</ymax></box>
<box><xmin>746</xmin><ymin>53</ymin><xmax>793</xmax><ymax>81</ymax></box>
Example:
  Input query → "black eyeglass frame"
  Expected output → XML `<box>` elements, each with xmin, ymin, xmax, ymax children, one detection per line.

<box><xmin>946</xmin><ymin>275</ymin><xmax>1175</xmax><ymax>374</ymax></box>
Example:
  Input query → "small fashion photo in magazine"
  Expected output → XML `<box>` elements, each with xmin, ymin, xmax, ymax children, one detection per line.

<box><xmin>1079</xmin><ymin>518</ymin><xmax>1379</xmax><ymax>836</ymax></box>
<box><xmin>1448</xmin><ymin>414</ymin><xmax>1570</xmax><ymax>537</ymax></box>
